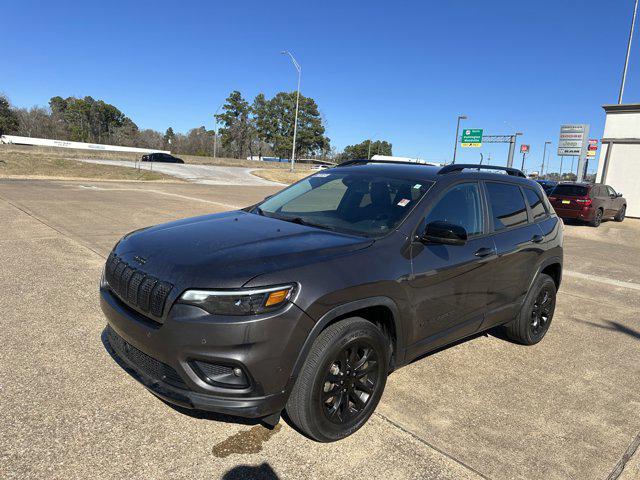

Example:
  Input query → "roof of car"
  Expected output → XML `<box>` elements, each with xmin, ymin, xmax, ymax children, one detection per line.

<box><xmin>330</xmin><ymin>160</ymin><xmax>539</xmax><ymax>187</ymax></box>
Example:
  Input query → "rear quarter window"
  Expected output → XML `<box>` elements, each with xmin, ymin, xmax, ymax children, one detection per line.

<box><xmin>524</xmin><ymin>187</ymin><xmax>547</xmax><ymax>220</ymax></box>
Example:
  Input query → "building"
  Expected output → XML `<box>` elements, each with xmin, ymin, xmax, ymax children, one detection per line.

<box><xmin>596</xmin><ymin>104</ymin><xmax>640</xmax><ymax>218</ymax></box>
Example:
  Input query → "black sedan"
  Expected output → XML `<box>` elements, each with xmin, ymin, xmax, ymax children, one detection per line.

<box><xmin>141</xmin><ymin>153</ymin><xmax>184</xmax><ymax>164</ymax></box>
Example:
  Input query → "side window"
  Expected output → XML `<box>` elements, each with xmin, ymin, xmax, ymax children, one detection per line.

<box><xmin>485</xmin><ymin>182</ymin><xmax>528</xmax><ymax>231</ymax></box>
<box><xmin>606</xmin><ymin>186</ymin><xmax>617</xmax><ymax>196</ymax></box>
<box><xmin>424</xmin><ymin>183</ymin><xmax>483</xmax><ymax>236</ymax></box>
<box><xmin>523</xmin><ymin>187</ymin><xmax>547</xmax><ymax>220</ymax></box>
<box><xmin>590</xmin><ymin>186</ymin><xmax>600</xmax><ymax>198</ymax></box>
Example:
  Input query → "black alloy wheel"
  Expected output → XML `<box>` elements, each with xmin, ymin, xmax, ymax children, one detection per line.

<box><xmin>321</xmin><ymin>341</ymin><xmax>379</xmax><ymax>424</ymax></box>
<box><xmin>591</xmin><ymin>209</ymin><xmax>603</xmax><ymax>227</ymax></box>
<box><xmin>530</xmin><ymin>288</ymin><xmax>552</xmax><ymax>339</ymax></box>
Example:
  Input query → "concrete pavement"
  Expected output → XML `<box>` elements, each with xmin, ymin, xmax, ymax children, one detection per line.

<box><xmin>1</xmin><ymin>178</ymin><xmax>639</xmax><ymax>479</ymax></box>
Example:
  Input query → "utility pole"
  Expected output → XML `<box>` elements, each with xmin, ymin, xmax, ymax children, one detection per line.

<box><xmin>452</xmin><ymin>115</ymin><xmax>467</xmax><ymax>164</ymax></box>
<box><xmin>507</xmin><ymin>132</ymin><xmax>523</xmax><ymax>168</ymax></box>
<box><xmin>559</xmin><ymin>156</ymin><xmax>564</xmax><ymax>179</ymax></box>
<box><xmin>619</xmin><ymin>0</ymin><xmax>639</xmax><ymax>104</ymax></box>
<box><xmin>281</xmin><ymin>51</ymin><xmax>301</xmax><ymax>171</ymax></box>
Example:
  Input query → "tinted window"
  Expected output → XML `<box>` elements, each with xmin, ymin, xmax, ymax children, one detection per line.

<box><xmin>524</xmin><ymin>187</ymin><xmax>547</xmax><ymax>220</ymax></box>
<box><xmin>606</xmin><ymin>186</ymin><xmax>617</xmax><ymax>196</ymax></box>
<box><xmin>259</xmin><ymin>172</ymin><xmax>433</xmax><ymax>237</ymax></box>
<box><xmin>486</xmin><ymin>182</ymin><xmax>528</xmax><ymax>231</ymax></box>
<box><xmin>553</xmin><ymin>185</ymin><xmax>588</xmax><ymax>196</ymax></box>
<box><xmin>590</xmin><ymin>186</ymin><xmax>601</xmax><ymax>197</ymax></box>
<box><xmin>424</xmin><ymin>183</ymin><xmax>483</xmax><ymax>236</ymax></box>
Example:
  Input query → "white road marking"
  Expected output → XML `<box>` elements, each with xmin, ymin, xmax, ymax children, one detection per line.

<box><xmin>564</xmin><ymin>270</ymin><xmax>640</xmax><ymax>292</ymax></box>
<box><xmin>77</xmin><ymin>185</ymin><xmax>241</xmax><ymax>209</ymax></box>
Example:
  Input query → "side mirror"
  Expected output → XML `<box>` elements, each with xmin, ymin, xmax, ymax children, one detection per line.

<box><xmin>420</xmin><ymin>221</ymin><xmax>468</xmax><ymax>246</ymax></box>
<box><xmin>616</xmin><ymin>193</ymin><xmax>623</xmax><ymax>198</ymax></box>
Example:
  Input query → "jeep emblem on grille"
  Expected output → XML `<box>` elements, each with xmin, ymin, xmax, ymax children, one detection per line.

<box><xmin>133</xmin><ymin>255</ymin><xmax>147</xmax><ymax>266</ymax></box>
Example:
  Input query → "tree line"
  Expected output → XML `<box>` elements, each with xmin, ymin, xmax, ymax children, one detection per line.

<box><xmin>0</xmin><ymin>93</ymin><xmax>392</xmax><ymax>161</ymax></box>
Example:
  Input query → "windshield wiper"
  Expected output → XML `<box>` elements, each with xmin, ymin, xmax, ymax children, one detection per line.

<box><xmin>276</xmin><ymin>215</ymin><xmax>338</xmax><ymax>232</ymax></box>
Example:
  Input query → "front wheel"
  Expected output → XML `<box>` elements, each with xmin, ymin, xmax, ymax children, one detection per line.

<box><xmin>285</xmin><ymin>318</ymin><xmax>389</xmax><ymax>442</ymax></box>
<box><xmin>505</xmin><ymin>273</ymin><xmax>556</xmax><ymax>345</ymax></box>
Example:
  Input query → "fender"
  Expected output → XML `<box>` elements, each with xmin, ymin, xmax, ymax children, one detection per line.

<box><xmin>285</xmin><ymin>296</ymin><xmax>404</xmax><ymax>393</ymax></box>
<box><xmin>528</xmin><ymin>255</ymin><xmax>563</xmax><ymax>293</ymax></box>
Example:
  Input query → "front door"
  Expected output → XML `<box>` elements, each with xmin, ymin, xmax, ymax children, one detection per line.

<box><xmin>407</xmin><ymin>182</ymin><xmax>496</xmax><ymax>357</ymax></box>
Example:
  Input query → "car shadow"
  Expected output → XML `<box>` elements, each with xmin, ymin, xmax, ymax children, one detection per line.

<box><xmin>222</xmin><ymin>463</ymin><xmax>279</xmax><ymax>479</ymax></box>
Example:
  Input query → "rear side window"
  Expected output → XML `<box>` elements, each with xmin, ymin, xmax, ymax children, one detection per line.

<box><xmin>424</xmin><ymin>182</ymin><xmax>483</xmax><ymax>236</ymax></box>
<box><xmin>485</xmin><ymin>182</ymin><xmax>528</xmax><ymax>231</ymax></box>
<box><xmin>524</xmin><ymin>187</ymin><xmax>547</xmax><ymax>220</ymax></box>
<box><xmin>553</xmin><ymin>185</ymin><xmax>588</xmax><ymax>196</ymax></box>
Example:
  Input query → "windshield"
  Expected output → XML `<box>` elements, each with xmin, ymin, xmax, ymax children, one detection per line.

<box><xmin>256</xmin><ymin>171</ymin><xmax>433</xmax><ymax>236</ymax></box>
<box><xmin>552</xmin><ymin>185</ymin><xmax>588</xmax><ymax>196</ymax></box>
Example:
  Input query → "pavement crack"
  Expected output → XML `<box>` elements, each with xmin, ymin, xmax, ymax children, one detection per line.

<box><xmin>607</xmin><ymin>431</ymin><xmax>640</xmax><ymax>480</ymax></box>
<box><xmin>0</xmin><ymin>194</ymin><xmax>106</xmax><ymax>259</ymax></box>
<box><xmin>374</xmin><ymin>411</ymin><xmax>491</xmax><ymax>480</ymax></box>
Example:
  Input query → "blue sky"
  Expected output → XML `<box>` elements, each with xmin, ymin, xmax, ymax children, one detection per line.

<box><xmin>2</xmin><ymin>0</ymin><xmax>639</xmax><ymax>174</ymax></box>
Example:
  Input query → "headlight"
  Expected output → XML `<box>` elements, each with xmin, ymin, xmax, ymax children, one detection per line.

<box><xmin>178</xmin><ymin>284</ymin><xmax>296</xmax><ymax>316</ymax></box>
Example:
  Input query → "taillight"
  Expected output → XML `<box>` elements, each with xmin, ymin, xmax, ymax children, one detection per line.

<box><xmin>575</xmin><ymin>197</ymin><xmax>592</xmax><ymax>206</ymax></box>
<box><xmin>548</xmin><ymin>196</ymin><xmax>556</xmax><ymax>201</ymax></box>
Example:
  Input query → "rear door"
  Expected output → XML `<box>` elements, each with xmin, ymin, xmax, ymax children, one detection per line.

<box><xmin>483</xmin><ymin>181</ymin><xmax>543</xmax><ymax>326</ymax></box>
<box><xmin>408</xmin><ymin>181</ymin><xmax>496</xmax><ymax>353</ymax></box>
<box><xmin>605</xmin><ymin>185</ymin><xmax>622</xmax><ymax>215</ymax></box>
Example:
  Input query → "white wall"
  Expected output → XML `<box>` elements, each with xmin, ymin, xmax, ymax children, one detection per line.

<box><xmin>602</xmin><ymin>112</ymin><xmax>640</xmax><ymax>139</ymax></box>
<box><xmin>0</xmin><ymin>135</ymin><xmax>170</xmax><ymax>155</ymax></box>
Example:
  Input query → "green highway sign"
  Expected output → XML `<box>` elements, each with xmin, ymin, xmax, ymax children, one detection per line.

<box><xmin>461</xmin><ymin>128</ymin><xmax>483</xmax><ymax>147</ymax></box>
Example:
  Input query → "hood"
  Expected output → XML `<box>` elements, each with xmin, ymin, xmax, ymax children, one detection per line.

<box><xmin>114</xmin><ymin>210</ymin><xmax>373</xmax><ymax>289</ymax></box>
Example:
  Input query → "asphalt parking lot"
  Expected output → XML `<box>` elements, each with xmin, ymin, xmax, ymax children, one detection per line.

<box><xmin>1</xmin><ymin>177</ymin><xmax>639</xmax><ymax>480</ymax></box>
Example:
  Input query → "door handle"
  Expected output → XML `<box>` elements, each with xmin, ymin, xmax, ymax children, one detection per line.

<box><xmin>531</xmin><ymin>234</ymin><xmax>544</xmax><ymax>243</ymax></box>
<box><xmin>475</xmin><ymin>247</ymin><xmax>496</xmax><ymax>257</ymax></box>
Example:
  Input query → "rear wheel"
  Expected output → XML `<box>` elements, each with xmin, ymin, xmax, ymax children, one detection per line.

<box><xmin>590</xmin><ymin>208</ymin><xmax>603</xmax><ymax>227</ymax></box>
<box><xmin>614</xmin><ymin>205</ymin><xmax>626</xmax><ymax>222</ymax></box>
<box><xmin>286</xmin><ymin>318</ymin><xmax>388</xmax><ymax>442</ymax></box>
<box><xmin>505</xmin><ymin>273</ymin><xmax>556</xmax><ymax>345</ymax></box>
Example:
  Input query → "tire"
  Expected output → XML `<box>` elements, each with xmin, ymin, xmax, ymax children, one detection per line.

<box><xmin>590</xmin><ymin>208</ymin><xmax>603</xmax><ymax>227</ymax></box>
<box><xmin>505</xmin><ymin>273</ymin><xmax>556</xmax><ymax>345</ymax></box>
<box><xmin>285</xmin><ymin>317</ymin><xmax>389</xmax><ymax>442</ymax></box>
<box><xmin>614</xmin><ymin>205</ymin><xmax>626</xmax><ymax>222</ymax></box>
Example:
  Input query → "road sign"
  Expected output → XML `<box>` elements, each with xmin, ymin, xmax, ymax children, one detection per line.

<box><xmin>520</xmin><ymin>144</ymin><xmax>530</xmax><ymax>154</ymax></box>
<box><xmin>461</xmin><ymin>129</ymin><xmax>483</xmax><ymax>147</ymax></box>
<box><xmin>557</xmin><ymin>124</ymin><xmax>588</xmax><ymax>156</ymax></box>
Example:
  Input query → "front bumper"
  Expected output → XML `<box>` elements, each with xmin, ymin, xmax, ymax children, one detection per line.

<box><xmin>100</xmin><ymin>286</ymin><xmax>314</xmax><ymax>418</ymax></box>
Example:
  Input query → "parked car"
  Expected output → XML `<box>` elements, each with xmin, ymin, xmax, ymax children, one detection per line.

<box><xmin>536</xmin><ymin>180</ymin><xmax>557</xmax><ymax>195</ymax></box>
<box><xmin>141</xmin><ymin>153</ymin><xmax>184</xmax><ymax>164</ymax></box>
<box><xmin>100</xmin><ymin>162</ymin><xmax>563</xmax><ymax>442</ymax></box>
<box><xmin>311</xmin><ymin>164</ymin><xmax>329</xmax><ymax>171</ymax></box>
<box><xmin>548</xmin><ymin>182</ymin><xmax>626</xmax><ymax>227</ymax></box>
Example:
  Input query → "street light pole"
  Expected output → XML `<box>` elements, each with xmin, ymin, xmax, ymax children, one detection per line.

<box><xmin>540</xmin><ymin>141</ymin><xmax>551</xmax><ymax>177</ymax></box>
<box><xmin>281</xmin><ymin>51</ymin><xmax>301</xmax><ymax>172</ymax></box>
<box><xmin>619</xmin><ymin>0</ymin><xmax>639</xmax><ymax>104</ymax></box>
<box><xmin>213</xmin><ymin>103</ymin><xmax>223</xmax><ymax>159</ymax></box>
<box><xmin>452</xmin><ymin>115</ymin><xmax>467</xmax><ymax>164</ymax></box>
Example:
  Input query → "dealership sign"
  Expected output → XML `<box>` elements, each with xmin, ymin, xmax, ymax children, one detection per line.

<box><xmin>557</xmin><ymin>124</ymin><xmax>590</xmax><ymax>156</ymax></box>
<box><xmin>587</xmin><ymin>139</ymin><xmax>598</xmax><ymax>157</ymax></box>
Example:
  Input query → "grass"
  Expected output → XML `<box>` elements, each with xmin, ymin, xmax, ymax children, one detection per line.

<box><xmin>0</xmin><ymin>148</ymin><xmax>174</xmax><ymax>182</ymax></box>
<box><xmin>250</xmin><ymin>168</ymin><xmax>313</xmax><ymax>184</ymax></box>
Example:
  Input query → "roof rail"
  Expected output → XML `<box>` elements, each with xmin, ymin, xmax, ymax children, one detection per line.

<box><xmin>337</xmin><ymin>159</ymin><xmax>440</xmax><ymax>167</ymax></box>
<box><xmin>438</xmin><ymin>164</ymin><xmax>526</xmax><ymax>178</ymax></box>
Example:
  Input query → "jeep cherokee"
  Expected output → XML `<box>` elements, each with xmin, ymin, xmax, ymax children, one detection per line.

<box><xmin>100</xmin><ymin>161</ymin><xmax>563</xmax><ymax>442</ymax></box>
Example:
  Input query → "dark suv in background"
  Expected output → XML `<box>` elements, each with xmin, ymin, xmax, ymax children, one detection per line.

<box><xmin>548</xmin><ymin>182</ymin><xmax>626</xmax><ymax>227</ymax></box>
<box><xmin>100</xmin><ymin>161</ymin><xmax>563</xmax><ymax>442</ymax></box>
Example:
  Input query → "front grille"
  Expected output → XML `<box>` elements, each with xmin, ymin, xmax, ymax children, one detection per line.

<box><xmin>106</xmin><ymin>326</ymin><xmax>186</xmax><ymax>389</ymax></box>
<box><xmin>105</xmin><ymin>252</ymin><xmax>173</xmax><ymax>318</ymax></box>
